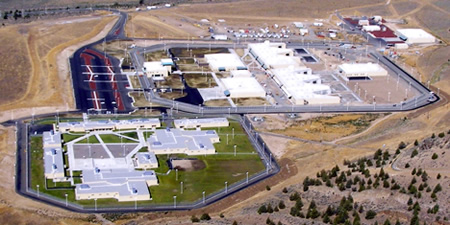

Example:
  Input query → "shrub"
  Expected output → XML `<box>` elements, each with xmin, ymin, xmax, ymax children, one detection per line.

<box><xmin>437</xmin><ymin>173</ymin><xmax>441</xmax><ymax>179</ymax></box>
<box><xmin>232</xmin><ymin>221</ymin><xmax>238</xmax><ymax>225</ymax></box>
<box><xmin>438</xmin><ymin>132</ymin><xmax>445</xmax><ymax>138</ymax></box>
<box><xmin>278</xmin><ymin>200</ymin><xmax>286</xmax><ymax>209</ymax></box>
<box><xmin>219</xmin><ymin>213</ymin><xmax>224</xmax><ymax>218</ymax></box>
<box><xmin>414</xmin><ymin>139</ymin><xmax>419</xmax><ymax>146</ymax></box>
<box><xmin>411</xmin><ymin>149</ymin><xmax>418</xmax><ymax>158</ymax></box>
<box><xmin>431</xmin><ymin>133</ymin><xmax>435</xmax><ymax>138</ymax></box>
<box><xmin>191</xmin><ymin>215</ymin><xmax>200</xmax><ymax>223</ymax></box>
<box><xmin>258</xmin><ymin>205</ymin><xmax>267</xmax><ymax>214</ymax></box>
<box><xmin>266</xmin><ymin>185</ymin><xmax>271</xmax><ymax>191</ymax></box>
<box><xmin>398</xmin><ymin>141</ymin><xmax>407</xmax><ymax>149</ymax></box>
<box><xmin>267</xmin><ymin>204</ymin><xmax>274</xmax><ymax>213</ymax></box>
<box><xmin>282</xmin><ymin>187</ymin><xmax>288</xmax><ymax>193</ymax></box>
<box><xmin>432</xmin><ymin>153</ymin><xmax>438</xmax><ymax>160</ymax></box>
<box><xmin>289</xmin><ymin>192</ymin><xmax>300</xmax><ymax>201</ymax></box>
<box><xmin>200</xmin><ymin>213</ymin><xmax>211</xmax><ymax>221</ymax></box>
<box><xmin>405</xmin><ymin>163</ymin><xmax>410</xmax><ymax>168</ymax></box>
<box><xmin>365</xmin><ymin>210</ymin><xmax>377</xmax><ymax>219</ymax></box>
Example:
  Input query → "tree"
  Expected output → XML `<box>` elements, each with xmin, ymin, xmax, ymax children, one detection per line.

<box><xmin>414</xmin><ymin>139</ymin><xmax>419</xmax><ymax>146</ymax></box>
<box><xmin>411</xmin><ymin>168</ymin><xmax>417</xmax><ymax>175</ymax></box>
<box><xmin>200</xmin><ymin>213</ymin><xmax>211</xmax><ymax>221</ymax></box>
<box><xmin>282</xmin><ymin>187</ymin><xmax>288</xmax><ymax>193</ymax></box>
<box><xmin>267</xmin><ymin>203</ymin><xmax>274</xmax><ymax>213</ymax></box>
<box><xmin>278</xmin><ymin>200</ymin><xmax>286</xmax><ymax>209</ymax></box>
<box><xmin>384</xmin><ymin>219</ymin><xmax>392</xmax><ymax>225</ymax></box>
<box><xmin>266</xmin><ymin>185</ymin><xmax>271</xmax><ymax>191</ymax></box>
<box><xmin>219</xmin><ymin>213</ymin><xmax>224</xmax><ymax>218</ymax></box>
<box><xmin>289</xmin><ymin>207</ymin><xmax>299</xmax><ymax>217</ymax></box>
<box><xmin>266</xmin><ymin>217</ymin><xmax>274</xmax><ymax>225</ymax></box>
<box><xmin>258</xmin><ymin>205</ymin><xmax>267</xmax><ymax>214</ymax></box>
<box><xmin>431</xmin><ymin>133</ymin><xmax>435</xmax><ymax>138</ymax></box>
<box><xmin>437</xmin><ymin>173</ymin><xmax>441</xmax><ymax>179</ymax></box>
<box><xmin>289</xmin><ymin>192</ymin><xmax>300</xmax><ymax>201</ymax></box>
<box><xmin>433</xmin><ymin>183</ymin><xmax>442</xmax><ymax>193</ymax></box>
<box><xmin>191</xmin><ymin>215</ymin><xmax>200</xmax><ymax>223</ymax></box>
<box><xmin>365</xmin><ymin>210</ymin><xmax>377</xmax><ymax>219</ymax></box>
<box><xmin>232</xmin><ymin>221</ymin><xmax>238</xmax><ymax>225</ymax></box>
<box><xmin>438</xmin><ymin>132</ymin><xmax>445</xmax><ymax>138</ymax></box>
<box><xmin>323</xmin><ymin>214</ymin><xmax>331</xmax><ymax>223</ymax></box>
<box><xmin>431</xmin><ymin>153</ymin><xmax>438</xmax><ymax>160</ymax></box>
<box><xmin>411</xmin><ymin>149</ymin><xmax>418</xmax><ymax>158</ymax></box>
<box><xmin>295</xmin><ymin>199</ymin><xmax>303</xmax><ymax>210</ymax></box>
<box><xmin>353</xmin><ymin>212</ymin><xmax>361</xmax><ymax>225</ymax></box>
<box><xmin>399</xmin><ymin>141</ymin><xmax>407</xmax><ymax>149</ymax></box>
<box><xmin>405</xmin><ymin>163</ymin><xmax>410</xmax><ymax>168</ymax></box>
<box><xmin>306</xmin><ymin>200</ymin><xmax>320</xmax><ymax>219</ymax></box>
<box><xmin>407</xmin><ymin>197</ymin><xmax>413</xmax><ymax>205</ymax></box>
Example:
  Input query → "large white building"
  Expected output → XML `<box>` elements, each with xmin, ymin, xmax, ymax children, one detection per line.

<box><xmin>147</xmin><ymin>129</ymin><xmax>220</xmax><ymax>155</ymax></box>
<box><xmin>338</xmin><ymin>63</ymin><xmax>388</xmax><ymax>79</ymax></box>
<box><xmin>58</xmin><ymin>118</ymin><xmax>161</xmax><ymax>133</ymax></box>
<box><xmin>173</xmin><ymin>117</ymin><xmax>229</xmax><ymax>129</ymax></box>
<box><xmin>143</xmin><ymin>58</ymin><xmax>174</xmax><ymax>80</ymax></box>
<box><xmin>247</xmin><ymin>41</ymin><xmax>340</xmax><ymax>105</ymax></box>
<box><xmin>204</xmin><ymin>53</ymin><xmax>247</xmax><ymax>72</ymax></box>
<box><xmin>396</xmin><ymin>29</ymin><xmax>435</xmax><ymax>44</ymax></box>
<box><xmin>75</xmin><ymin>169</ymin><xmax>158</xmax><ymax>202</ymax></box>
<box><xmin>221</xmin><ymin>77</ymin><xmax>266</xmax><ymax>98</ymax></box>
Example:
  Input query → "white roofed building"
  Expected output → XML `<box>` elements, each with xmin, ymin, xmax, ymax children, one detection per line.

<box><xmin>246</xmin><ymin>41</ymin><xmax>340</xmax><ymax>105</ymax></box>
<box><xmin>58</xmin><ymin>118</ymin><xmax>161</xmax><ymax>133</ymax></box>
<box><xmin>230</xmin><ymin>70</ymin><xmax>252</xmax><ymax>78</ymax></box>
<box><xmin>43</xmin><ymin>131</ymin><xmax>65</xmax><ymax>181</ymax></box>
<box><xmin>396</xmin><ymin>29</ymin><xmax>435</xmax><ymax>44</ymax></box>
<box><xmin>338</xmin><ymin>63</ymin><xmax>388</xmax><ymax>79</ymax></box>
<box><xmin>221</xmin><ymin>77</ymin><xmax>266</xmax><ymax>98</ymax></box>
<box><xmin>75</xmin><ymin>169</ymin><xmax>158</xmax><ymax>202</ymax></box>
<box><xmin>147</xmin><ymin>129</ymin><xmax>220</xmax><ymax>155</ymax></box>
<box><xmin>204</xmin><ymin>53</ymin><xmax>247</xmax><ymax>72</ymax></box>
<box><xmin>144</xmin><ymin>62</ymin><xmax>169</xmax><ymax>80</ymax></box>
<box><xmin>173</xmin><ymin>118</ymin><xmax>229</xmax><ymax>129</ymax></box>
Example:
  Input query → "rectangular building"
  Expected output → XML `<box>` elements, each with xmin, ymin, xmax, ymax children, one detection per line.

<box><xmin>43</xmin><ymin>147</ymin><xmax>65</xmax><ymax>180</ymax></box>
<box><xmin>173</xmin><ymin>118</ymin><xmax>229</xmax><ymax>129</ymax></box>
<box><xmin>396</xmin><ymin>29</ymin><xmax>435</xmax><ymax>44</ymax></box>
<box><xmin>58</xmin><ymin>119</ymin><xmax>160</xmax><ymax>133</ymax></box>
<box><xmin>204</xmin><ymin>53</ymin><xmax>247</xmax><ymax>72</ymax></box>
<box><xmin>147</xmin><ymin>129</ymin><xmax>219</xmax><ymax>155</ymax></box>
<box><xmin>338</xmin><ymin>63</ymin><xmax>388</xmax><ymax>79</ymax></box>
<box><xmin>144</xmin><ymin>62</ymin><xmax>169</xmax><ymax>79</ymax></box>
<box><xmin>221</xmin><ymin>77</ymin><xmax>266</xmax><ymax>98</ymax></box>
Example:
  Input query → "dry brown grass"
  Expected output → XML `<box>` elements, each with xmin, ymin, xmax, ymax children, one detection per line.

<box><xmin>0</xmin><ymin>14</ymin><xmax>117</xmax><ymax>113</ymax></box>
<box><xmin>234</xmin><ymin>97</ymin><xmax>269</xmax><ymax>106</ymax></box>
<box><xmin>204</xmin><ymin>99</ymin><xmax>230</xmax><ymax>106</ymax></box>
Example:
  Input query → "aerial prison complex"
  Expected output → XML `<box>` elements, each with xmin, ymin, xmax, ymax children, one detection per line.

<box><xmin>43</xmin><ymin>117</ymin><xmax>229</xmax><ymax>202</ymax></box>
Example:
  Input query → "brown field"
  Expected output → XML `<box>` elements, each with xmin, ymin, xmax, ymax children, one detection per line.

<box><xmin>234</xmin><ymin>97</ymin><xmax>269</xmax><ymax>106</ymax></box>
<box><xmin>129</xmin><ymin>92</ymin><xmax>162</xmax><ymax>108</ymax></box>
<box><xmin>256</xmin><ymin>113</ymin><xmax>384</xmax><ymax>142</ymax></box>
<box><xmin>203</xmin><ymin>99</ymin><xmax>231</xmax><ymax>107</ymax></box>
<box><xmin>0</xmin><ymin>13</ymin><xmax>117</xmax><ymax>115</ymax></box>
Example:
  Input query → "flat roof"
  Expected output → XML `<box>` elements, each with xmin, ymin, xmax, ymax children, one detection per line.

<box><xmin>135</xmin><ymin>152</ymin><xmax>158</xmax><ymax>165</ymax></box>
<box><xmin>204</xmin><ymin>53</ymin><xmax>246</xmax><ymax>69</ymax></box>
<box><xmin>75</xmin><ymin>180</ymin><xmax>150</xmax><ymax>198</ymax></box>
<box><xmin>396</xmin><ymin>29</ymin><xmax>435</xmax><ymax>40</ymax></box>
<box><xmin>59</xmin><ymin>118</ymin><xmax>160</xmax><ymax>131</ymax></box>
<box><xmin>83</xmin><ymin>168</ymin><xmax>157</xmax><ymax>184</ymax></box>
<box><xmin>248</xmin><ymin>42</ymin><xmax>301</xmax><ymax>68</ymax></box>
<box><xmin>143</xmin><ymin>62</ymin><xmax>166</xmax><ymax>71</ymax></box>
<box><xmin>148</xmin><ymin>129</ymin><xmax>219</xmax><ymax>152</ymax></box>
<box><xmin>338</xmin><ymin>63</ymin><xmax>387</xmax><ymax>74</ymax></box>
<box><xmin>173</xmin><ymin>118</ymin><xmax>229</xmax><ymax>127</ymax></box>
<box><xmin>230</xmin><ymin>70</ymin><xmax>252</xmax><ymax>77</ymax></box>
<box><xmin>43</xmin><ymin>147</ymin><xmax>64</xmax><ymax>176</ymax></box>
<box><xmin>221</xmin><ymin>77</ymin><xmax>266</xmax><ymax>97</ymax></box>
<box><xmin>43</xmin><ymin>131</ymin><xmax>62</xmax><ymax>147</ymax></box>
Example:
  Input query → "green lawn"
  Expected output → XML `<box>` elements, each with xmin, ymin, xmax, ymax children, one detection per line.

<box><xmin>98</xmin><ymin>134</ymin><xmax>139</xmax><ymax>143</ymax></box>
<box><xmin>120</xmin><ymin>132</ymin><xmax>139</xmax><ymax>139</ymax></box>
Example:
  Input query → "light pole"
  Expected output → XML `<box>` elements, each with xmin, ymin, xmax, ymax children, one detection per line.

<box><xmin>202</xmin><ymin>191</ymin><xmax>206</xmax><ymax>204</ymax></box>
<box><xmin>246</xmin><ymin>171</ymin><xmax>249</xmax><ymax>184</ymax></box>
<box><xmin>225</xmin><ymin>181</ymin><xmax>228</xmax><ymax>193</ymax></box>
<box><xmin>388</xmin><ymin>92</ymin><xmax>391</xmax><ymax>102</ymax></box>
<box><xmin>65</xmin><ymin>193</ymin><xmax>68</xmax><ymax>207</ymax></box>
<box><xmin>226</xmin><ymin>134</ymin><xmax>229</xmax><ymax>145</ymax></box>
<box><xmin>173</xmin><ymin>196</ymin><xmax>177</xmax><ymax>208</ymax></box>
<box><xmin>180</xmin><ymin>181</ymin><xmax>183</xmax><ymax>194</ymax></box>
<box><xmin>175</xmin><ymin>168</ymin><xmax>178</xmax><ymax>181</ymax></box>
<box><xmin>37</xmin><ymin>185</ymin><xmax>40</xmax><ymax>197</ymax></box>
<box><xmin>134</xmin><ymin>197</ymin><xmax>137</xmax><ymax>210</ymax></box>
<box><xmin>232</xmin><ymin>128</ymin><xmax>234</xmax><ymax>139</ymax></box>
<box><xmin>94</xmin><ymin>198</ymin><xmax>97</xmax><ymax>211</ymax></box>
<box><xmin>234</xmin><ymin>145</ymin><xmax>237</xmax><ymax>156</ymax></box>
<box><xmin>228</xmin><ymin>108</ymin><xmax>231</xmax><ymax>116</ymax></box>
